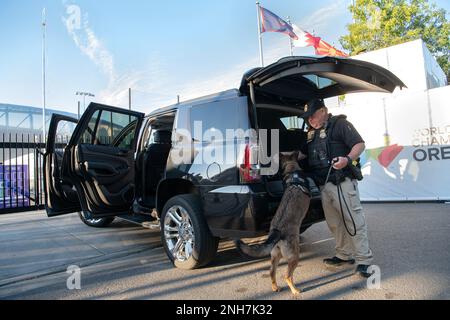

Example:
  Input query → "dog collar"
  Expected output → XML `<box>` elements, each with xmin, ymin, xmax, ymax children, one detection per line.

<box><xmin>283</xmin><ymin>171</ymin><xmax>311</xmax><ymax>196</ymax></box>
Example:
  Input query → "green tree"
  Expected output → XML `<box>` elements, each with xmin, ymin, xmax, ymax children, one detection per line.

<box><xmin>340</xmin><ymin>0</ymin><xmax>450</xmax><ymax>81</ymax></box>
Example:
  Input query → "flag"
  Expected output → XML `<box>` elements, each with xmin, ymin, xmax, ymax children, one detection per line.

<box><xmin>259</xmin><ymin>6</ymin><xmax>298</xmax><ymax>40</ymax></box>
<box><xmin>291</xmin><ymin>24</ymin><xmax>320</xmax><ymax>48</ymax></box>
<box><xmin>291</xmin><ymin>24</ymin><xmax>348</xmax><ymax>57</ymax></box>
<box><xmin>314</xmin><ymin>38</ymin><xmax>349</xmax><ymax>57</ymax></box>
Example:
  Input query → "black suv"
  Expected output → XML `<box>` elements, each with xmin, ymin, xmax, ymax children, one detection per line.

<box><xmin>44</xmin><ymin>56</ymin><xmax>404</xmax><ymax>269</ymax></box>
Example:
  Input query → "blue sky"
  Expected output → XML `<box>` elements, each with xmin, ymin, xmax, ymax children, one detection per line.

<box><xmin>1</xmin><ymin>0</ymin><xmax>449</xmax><ymax>115</ymax></box>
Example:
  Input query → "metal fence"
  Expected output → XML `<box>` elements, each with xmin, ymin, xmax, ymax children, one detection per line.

<box><xmin>0</xmin><ymin>133</ymin><xmax>45</xmax><ymax>214</ymax></box>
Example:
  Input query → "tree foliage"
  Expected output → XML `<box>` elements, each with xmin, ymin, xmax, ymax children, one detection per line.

<box><xmin>340</xmin><ymin>0</ymin><xmax>450</xmax><ymax>80</ymax></box>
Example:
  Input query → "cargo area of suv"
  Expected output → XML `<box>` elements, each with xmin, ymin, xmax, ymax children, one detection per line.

<box><xmin>43</xmin><ymin>56</ymin><xmax>405</xmax><ymax>269</ymax></box>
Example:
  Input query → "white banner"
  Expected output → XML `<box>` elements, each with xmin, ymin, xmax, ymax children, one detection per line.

<box><xmin>330</xmin><ymin>86</ymin><xmax>450</xmax><ymax>201</ymax></box>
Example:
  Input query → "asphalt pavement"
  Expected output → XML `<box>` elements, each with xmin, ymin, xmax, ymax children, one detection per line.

<box><xmin>0</xmin><ymin>203</ymin><xmax>449</xmax><ymax>300</ymax></box>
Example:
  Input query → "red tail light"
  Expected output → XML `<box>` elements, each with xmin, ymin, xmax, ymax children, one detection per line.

<box><xmin>240</xmin><ymin>140</ymin><xmax>261</xmax><ymax>184</ymax></box>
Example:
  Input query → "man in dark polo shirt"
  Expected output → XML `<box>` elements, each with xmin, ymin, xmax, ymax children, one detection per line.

<box><xmin>301</xmin><ymin>99</ymin><xmax>373</xmax><ymax>278</ymax></box>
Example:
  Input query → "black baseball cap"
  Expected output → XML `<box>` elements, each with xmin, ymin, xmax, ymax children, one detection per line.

<box><xmin>301</xmin><ymin>99</ymin><xmax>326</xmax><ymax>119</ymax></box>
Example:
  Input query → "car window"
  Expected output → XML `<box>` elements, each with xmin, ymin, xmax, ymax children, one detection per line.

<box><xmin>113</xmin><ymin>120</ymin><xmax>138</xmax><ymax>149</ymax></box>
<box><xmin>55</xmin><ymin>119</ymin><xmax>77</xmax><ymax>152</ymax></box>
<box><xmin>303</xmin><ymin>75</ymin><xmax>336</xmax><ymax>89</ymax></box>
<box><xmin>143</xmin><ymin>126</ymin><xmax>169</xmax><ymax>147</ymax></box>
<box><xmin>80</xmin><ymin>110</ymin><xmax>100</xmax><ymax>144</ymax></box>
<box><xmin>147</xmin><ymin>130</ymin><xmax>157</xmax><ymax>145</ymax></box>
<box><xmin>96</xmin><ymin>111</ymin><xmax>138</xmax><ymax>148</ymax></box>
<box><xmin>141</xmin><ymin>113</ymin><xmax>176</xmax><ymax>149</ymax></box>
<box><xmin>79</xmin><ymin>110</ymin><xmax>138</xmax><ymax>150</ymax></box>
<box><xmin>190</xmin><ymin>101</ymin><xmax>241</xmax><ymax>142</ymax></box>
<box><xmin>142</xmin><ymin>124</ymin><xmax>153</xmax><ymax>149</ymax></box>
<box><xmin>280</xmin><ymin>116</ymin><xmax>304</xmax><ymax>130</ymax></box>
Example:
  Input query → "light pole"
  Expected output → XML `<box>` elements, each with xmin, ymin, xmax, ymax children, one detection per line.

<box><xmin>42</xmin><ymin>8</ymin><xmax>47</xmax><ymax>142</ymax></box>
<box><xmin>75</xmin><ymin>92</ymin><xmax>95</xmax><ymax>117</ymax></box>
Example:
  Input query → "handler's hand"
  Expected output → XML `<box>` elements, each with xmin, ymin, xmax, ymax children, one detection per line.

<box><xmin>332</xmin><ymin>157</ymin><xmax>349</xmax><ymax>170</ymax></box>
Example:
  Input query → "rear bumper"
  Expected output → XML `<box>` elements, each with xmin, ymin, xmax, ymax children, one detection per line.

<box><xmin>203</xmin><ymin>184</ymin><xmax>324</xmax><ymax>239</ymax></box>
<box><xmin>203</xmin><ymin>185</ymin><xmax>272</xmax><ymax>238</ymax></box>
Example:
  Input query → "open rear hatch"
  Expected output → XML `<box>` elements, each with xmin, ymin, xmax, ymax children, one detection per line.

<box><xmin>240</xmin><ymin>56</ymin><xmax>406</xmax><ymax>105</ymax></box>
<box><xmin>239</xmin><ymin>56</ymin><xmax>406</xmax><ymax>197</ymax></box>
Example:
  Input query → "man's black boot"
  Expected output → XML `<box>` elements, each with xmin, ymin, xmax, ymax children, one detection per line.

<box><xmin>323</xmin><ymin>256</ymin><xmax>355</xmax><ymax>266</ymax></box>
<box><xmin>356</xmin><ymin>264</ymin><xmax>373</xmax><ymax>278</ymax></box>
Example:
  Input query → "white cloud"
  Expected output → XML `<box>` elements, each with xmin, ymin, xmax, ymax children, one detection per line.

<box><xmin>176</xmin><ymin>47</ymin><xmax>285</xmax><ymax>97</ymax></box>
<box><xmin>61</xmin><ymin>2</ymin><xmax>342</xmax><ymax>114</ymax></box>
<box><xmin>62</xmin><ymin>5</ymin><xmax>167</xmax><ymax>109</ymax></box>
<box><xmin>97</xmin><ymin>66</ymin><xmax>169</xmax><ymax>109</ymax></box>
<box><xmin>127</xmin><ymin>45</ymin><xmax>288</xmax><ymax>112</ymax></box>
<box><xmin>63</xmin><ymin>9</ymin><xmax>116</xmax><ymax>81</ymax></box>
<box><xmin>167</xmin><ymin>1</ymin><xmax>350</xmax><ymax>108</ymax></box>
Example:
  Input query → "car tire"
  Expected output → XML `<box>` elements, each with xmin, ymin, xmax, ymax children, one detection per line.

<box><xmin>161</xmin><ymin>194</ymin><xmax>219</xmax><ymax>270</ymax></box>
<box><xmin>78</xmin><ymin>212</ymin><xmax>115</xmax><ymax>228</ymax></box>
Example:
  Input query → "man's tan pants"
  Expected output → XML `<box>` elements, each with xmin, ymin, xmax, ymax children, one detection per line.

<box><xmin>320</xmin><ymin>178</ymin><xmax>373</xmax><ymax>265</ymax></box>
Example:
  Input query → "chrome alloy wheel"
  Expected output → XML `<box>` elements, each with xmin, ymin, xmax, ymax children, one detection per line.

<box><xmin>164</xmin><ymin>205</ymin><xmax>195</xmax><ymax>262</ymax></box>
<box><xmin>86</xmin><ymin>218</ymin><xmax>103</xmax><ymax>224</ymax></box>
<box><xmin>81</xmin><ymin>212</ymin><xmax>102</xmax><ymax>224</ymax></box>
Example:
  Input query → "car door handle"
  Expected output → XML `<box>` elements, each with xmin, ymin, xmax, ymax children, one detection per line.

<box><xmin>84</xmin><ymin>162</ymin><xmax>119</xmax><ymax>175</ymax></box>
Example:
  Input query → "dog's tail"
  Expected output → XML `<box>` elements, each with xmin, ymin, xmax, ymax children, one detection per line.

<box><xmin>234</xmin><ymin>229</ymin><xmax>282</xmax><ymax>258</ymax></box>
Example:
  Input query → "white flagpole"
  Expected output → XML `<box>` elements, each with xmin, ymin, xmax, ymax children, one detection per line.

<box><xmin>42</xmin><ymin>8</ymin><xmax>47</xmax><ymax>142</ymax></box>
<box><xmin>256</xmin><ymin>1</ymin><xmax>264</xmax><ymax>67</ymax></box>
<box><xmin>287</xmin><ymin>16</ymin><xmax>294</xmax><ymax>56</ymax></box>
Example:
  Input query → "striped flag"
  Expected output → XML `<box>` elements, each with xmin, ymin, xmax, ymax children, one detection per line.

<box><xmin>259</xmin><ymin>6</ymin><xmax>298</xmax><ymax>40</ymax></box>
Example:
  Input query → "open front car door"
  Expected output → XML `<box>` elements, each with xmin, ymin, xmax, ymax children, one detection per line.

<box><xmin>61</xmin><ymin>103</ymin><xmax>144</xmax><ymax>219</ymax></box>
<box><xmin>44</xmin><ymin>114</ymin><xmax>80</xmax><ymax>217</ymax></box>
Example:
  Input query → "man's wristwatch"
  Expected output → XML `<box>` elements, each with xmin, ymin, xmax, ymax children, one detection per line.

<box><xmin>345</xmin><ymin>156</ymin><xmax>353</xmax><ymax>167</ymax></box>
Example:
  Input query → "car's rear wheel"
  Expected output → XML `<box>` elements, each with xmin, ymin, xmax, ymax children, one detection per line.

<box><xmin>161</xmin><ymin>194</ymin><xmax>219</xmax><ymax>270</ymax></box>
<box><xmin>78</xmin><ymin>212</ymin><xmax>115</xmax><ymax>228</ymax></box>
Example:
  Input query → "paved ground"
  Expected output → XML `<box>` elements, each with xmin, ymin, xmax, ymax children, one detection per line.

<box><xmin>0</xmin><ymin>203</ymin><xmax>449</xmax><ymax>300</ymax></box>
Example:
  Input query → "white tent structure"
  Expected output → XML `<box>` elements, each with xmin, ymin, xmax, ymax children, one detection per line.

<box><xmin>327</xmin><ymin>39</ymin><xmax>450</xmax><ymax>201</ymax></box>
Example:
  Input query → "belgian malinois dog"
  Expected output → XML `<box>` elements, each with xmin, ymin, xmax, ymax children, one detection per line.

<box><xmin>235</xmin><ymin>151</ymin><xmax>311</xmax><ymax>295</ymax></box>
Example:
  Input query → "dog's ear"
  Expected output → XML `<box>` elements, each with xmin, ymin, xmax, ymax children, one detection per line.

<box><xmin>290</xmin><ymin>150</ymin><xmax>306</xmax><ymax>161</ymax></box>
<box><xmin>290</xmin><ymin>151</ymin><xmax>299</xmax><ymax>161</ymax></box>
<box><xmin>279</xmin><ymin>152</ymin><xmax>290</xmax><ymax>162</ymax></box>
<box><xmin>281</xmin><ymin>151</ymin><xmax>305</xmax><ymax>161</ymax></box>
<box><xmin>297</xmin><ymin>151</ymin><xmax>307</xmax><ymax>161</ymax></box>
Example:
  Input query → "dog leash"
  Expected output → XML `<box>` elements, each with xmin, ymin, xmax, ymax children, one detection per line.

<box><xmin>324</xmin><ymin>160</ymin><xmax>357</xmax><ymax>237</ymax></box>
<box><xmin>324</xmin><ymin>161</ymin><xmax>335</xmax><ymax>186</ymax></box>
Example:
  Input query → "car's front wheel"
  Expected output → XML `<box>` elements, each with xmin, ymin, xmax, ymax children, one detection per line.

<box><xmin>78</xmin><ymin>212</ymin><xmax>115</xmax><ymax>228</ymax></box>
<box><xmin>161</xmin><ymin>194</ymin><xmax>219</xmax><ymax>270</ymax></box>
